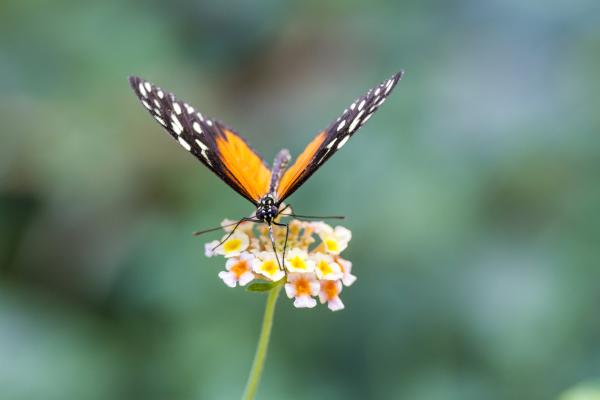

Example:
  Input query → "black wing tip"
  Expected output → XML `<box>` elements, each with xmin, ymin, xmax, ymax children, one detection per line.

<box><xmin>391</xmin><ymin>70</ymin><xmax>405</xmax><ymax>83</ymax></box>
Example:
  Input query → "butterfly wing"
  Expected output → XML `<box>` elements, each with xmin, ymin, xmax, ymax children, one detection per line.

<box><xmin>129</xmin><ymin>76</ymin><xmax>271</xmax><ymax>204</ymax></box>
<box><xmin>276</xmin><ymin>71</ymin><xmax>404</xmax><ymax>202</ymax></box>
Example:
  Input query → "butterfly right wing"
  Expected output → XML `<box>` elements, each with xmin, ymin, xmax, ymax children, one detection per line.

<box><xmin>276</xmin><ymin>71</ymin><xmax>404</xmax><ymax>202</ymax></box>
<box><xmin>128</xmin><ymin>76</ymin><xmax>271</xmax><ymax>205</ymax></box>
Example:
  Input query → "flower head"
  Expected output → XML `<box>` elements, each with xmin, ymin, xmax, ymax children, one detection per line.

<box><xmin>218</xmin><ymin>253</ymin><xmax>255</xmax><ymax>287</ymax></box>
<box><xmin>284</xmin><ymin>248</ymin><xmax>315</xmax><ymax>273</ymax></box>
<box><xmin>313</xmin><ymin>224</ymin><xmax>352</xmax><ymax>255</ymax></box>
<box><xmin>252</xmin><ymin>251</ymin><xmax>285</xmax><ymax>282</ymax></box>
<box><xmin>312</xmin><ymin>253</ymin><xmax>343</xmax><ymax>281</ymax></box>
<box><xmin>204</xmin><ymin>218</ymin><xmax>356</xmax><ymax>311</ymax></box>
<box><xmin>214</xmin><ymin>231</ymin><xmax>249</xmax><ymax>258</ymax></box>
<box><xmin>319</xmin><ymin>280</ymin><xmax>344</xmax><ymax>311</ymax></box>
<box><xmin>285</xmin><ymin>273</ymin><xmax>320</xmax><ymax>308</ymax></box>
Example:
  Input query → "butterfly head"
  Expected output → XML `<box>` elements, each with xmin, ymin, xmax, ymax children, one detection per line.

<box><xmin>256</xmin><ymin>195</ymin><xmax>278</xmax><ymax>224</ymax></box>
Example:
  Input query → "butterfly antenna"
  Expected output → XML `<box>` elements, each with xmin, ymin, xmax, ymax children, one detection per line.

<box><xmin>192</xmin><ymin>221</ymin><xmax>241</xmax><ymax>236</ymax></box>
<box><xmin>283</xmin><ymin>213</ymin><xmax>345</xmax><ymax>220</ymax></box>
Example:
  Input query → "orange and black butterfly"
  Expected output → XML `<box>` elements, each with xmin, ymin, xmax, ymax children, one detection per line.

<box><xmin>128</xmin><ymin>71</ymin><xmax>403</xmax><ymax>263</ymax></box>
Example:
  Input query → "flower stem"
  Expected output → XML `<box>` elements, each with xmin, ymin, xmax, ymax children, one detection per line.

<box><xmin>242</xmin><ymin>282</ymin><xmax>283</xmax><ymax>400</ymax></box>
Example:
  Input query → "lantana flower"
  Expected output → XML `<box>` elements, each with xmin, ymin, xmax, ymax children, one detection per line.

<box><xmin>252</xmin><ymin>251</ymin><xmax>285</xmax><ymax>282</ymax></box>
<box><xmin>205</xmin><ymin>217</ymin><xmax>356</xmax><ymax>311</ymax></box>
<box><xmin>285</xmin><ymin>273</ymin><xmax>320</xmax><ymax>308</ymax></box>
<box><xmin>313</xmin><ymin>223</ymin><xmax>352</xmax><ymax>255</ymax></box>
<box><xmin>312</xmin><ymin>253</ymin><xmax>343</xmax><ymax>281</ymax></box>
<box><xmin>218</xmin><ymin>253</ymin><xmax>255</xmax><ymax>287</ymax></box>
<box><xmin>214</xmin><ymin>231</ymin><xmax>249</xmax><ymax>258</ymax></box>
<box><xmin>319</xmin><ymin>280</ymin><xmax>344</xmax><ymax>311</ymax></box>
<box><xmin>284</xmin><ymin>248</ymin><xmax>315</xmax><ymax>273</ymax></box>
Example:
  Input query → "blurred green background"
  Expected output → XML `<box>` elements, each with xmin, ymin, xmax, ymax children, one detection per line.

<box><xmin>1</xmin><ymin>0</ymin><xmax>599</xmax><ymax>399</ymax></box>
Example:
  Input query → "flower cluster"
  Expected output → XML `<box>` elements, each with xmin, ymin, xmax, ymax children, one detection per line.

<box><xmin>205</xmin><ymin>217</ymin><xmax>356</xmax><ymax>311</ymax></box>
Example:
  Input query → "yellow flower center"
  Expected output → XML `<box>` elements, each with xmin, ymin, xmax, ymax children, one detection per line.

<box><xmin>322</xmin><ymin>280</ymin><xmax>338</xmax><ymax>300</ymax></box>
<box><xmin>317</xmin><ymin>260</ymin><xmax>333</xmax><ymax>275</ymax></box>
<box><xmin>223</xmin><ymin>238</ymin><xmax>242</xmax><ymax>253</ymax></box>
<box><xmin>230</xmin><ymin>260</ymin><xmax>249</xmax><ymax>278</ymax></box>
<box><xmin>324</xmin><ymin>238</ymin><xmax>338</xmax><ymax>252</ymax></box>
<box><xmin>261</xmin><ymin>260</ymin><xmax>278</xmax><ymax>275</ymax></box>
<box><xmin>294</xmin><ymin>278</ymin><xmax>311</xmax><ymax>296</ymax></box>
<box><xmin>288</xmin><ymin>256</ymin><xmax>307</xmax><ymax>270</ymax></box>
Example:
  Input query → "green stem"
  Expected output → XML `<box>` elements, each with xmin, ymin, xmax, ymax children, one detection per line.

<box><xmin>242</xmin><ymin>283</ymin><xmax>283</xmax><ymax>400</ymax></box>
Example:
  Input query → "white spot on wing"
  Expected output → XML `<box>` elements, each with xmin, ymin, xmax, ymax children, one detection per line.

<box><xmin>184</xmin><ymin>103</ymin><xmax>194</xmax><ymax>114</ymax></box>
<box><xmin>193</xmin><ymin>122</ymin><xmax>203</xmax><ymax>134</ymax></box>
<box><xmin>138</xmin><ymin>82</ymin><xmax>147</xmax><ymax>97</ymax></box>
<box><xmin>172</xmin><ymin>122</ymin><xmax>183</xmax><ymax>135</ymax></box>
<box><xmin>144</xmin><ymin>82</ymin><xmax>152</xmax><ymax>92</ymax></box>
<box><xmin>157</xmin><ymin>90</ymin><xmax>164</xmax><ymax>99</ymax></box>
<box><xmin>195</xmin><ymin>139</ymin><xmax>208</xmax><ymax>151</ymax></box>
<box><xmin>154</xmin><ymin>115</ymin><xmax>166</xmax><ymax>126</ymax></box>
<box><xmin>178</xmin><ymin>137</ymin><xmax>191</xmax><ymax>151</ymax></box>
<box><xmin>326</xmin><ymin>138</ymin><xmax>338</xmax><ymax>149</ymax></box>
<box><xmin>153</xmin><ymin>99</ymin><xmax>161</xmax><ymax>108</ymax></box>
<box><xmin>336</xmin><ymin>119</ymin><xmax>346</xmax><ymax>131</ymax></box>
<box><xmin>173</xmin><ymin>102</ymin><xmax>182</xmax><ymax>115</ymax></box>
<box><xmin>206</xmin><ymin>119</ymin><xmax>213</xmax><ymax>126</ymax></box>
<box><xmin>197</xmin><ymin>112</ymin><xmax>204</xmax><ymax>121</ymax></box>
<box><xmin>195</xmin><ymin>139</ymin><xmax>211</xmax><ymax>165</ymax></box>
<box><xmin>337</xmin><ymin>135</ymin><xmax>350</xmax><ymax>149</ymax></box>
<box><xmin>350</xmin><ymin>102</ymin><xmax>356</xmax><ymax>110</ymax></box>
<box><xmin>361</xmin><ymin>113</ymin><xmax>373</xmax><ymax>125</ymax></box>
<box><xmin>141</xmin><ymin>100</ymin><xmax>151</xmax><ymax>110</ymax></box>
<box><xmin>385</xmin><ymin>81</ymin><xmax>394</xmax><ymax>94</ymax></box>
<box><xmin>374</xmin><ymin>87</ymin><xmax>381</xmax><ymax>96</ymax></box>
<box><xmin>358</xmin><ymin>99</ymin><xmax>366</xmax><ymax>111</ymax></box>
<box><xmin>171</xmin><ymin>113</ymin><xmax>183</xmax><ymax>135</ymax></box>
<box><xmin>348</xmin><ymin>110</ymin><xmax>365</xmax><ymax>133</ymax></box>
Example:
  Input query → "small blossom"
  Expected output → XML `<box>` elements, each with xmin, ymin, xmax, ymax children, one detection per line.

<box><xmin>313</xmin><ymin>224</ymin><xmax>352</xmax><ymax>255</ymax></box>
<box><xmin>312</xmin><ymin>253</ymin><xmax>343</xmax><ymax>281</ymax></box>
<box><xmin>319</xmin><ymin>280</ymin><xmax>344</xmax><ymax>311</ymax></box>
<box><xmin>284</xmin><ymin>248</ymin><xmax>315</xmax><ymax>273</ymax></box>
<box><xmin>334</xmin><ymin>256</ymin><xmax>357</xmax><ymax>286</ymax></box>
<box><xmin>218</xmin><ymin>253</ymin><xmax>255</xmax><ymax>287</ymax></box>
<box><xmin>285</xmin><ymin>273</ymin><xmax>320</xmax><ymax>308</ymax></box>
<box><xmin>214</xmin><ymin>231</ymin><xmax>249</xmax><ymax>258</ymax></box>
<box><xmin>252</xmin><ymin>251</ymin><xmax>285</xmax><ymax>281</ymax></box>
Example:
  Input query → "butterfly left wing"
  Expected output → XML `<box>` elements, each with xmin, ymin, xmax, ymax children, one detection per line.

<box><xmin>129</xmin><ymin>76</ymin><xmax>271</xmax><ymax>204</ymax></box>
<box><xmin>276</xmin><ymin>71</ymin><xmax>404</xmax><ymax>202</ymax></box>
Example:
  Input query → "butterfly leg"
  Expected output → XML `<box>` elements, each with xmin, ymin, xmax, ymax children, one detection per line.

<box><xmin>267</xmin><ymin>224</ymin><xmax>283</xmax><ymax>270</ymax></box>
<box><xmin>273</xmin><ymin>221</ymin><xmax>289</xmax><ymax>271</ymax></box>
<box><xmin>211</xmin><ymin>217</ymin><xmax>261</xmax><ymax>252</ymax></box>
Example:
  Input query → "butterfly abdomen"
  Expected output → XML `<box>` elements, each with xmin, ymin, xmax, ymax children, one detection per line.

<box><xmin>269</xmin><ymin>149</ymin><xmax>291</xmax><ymax>198</ymax></box>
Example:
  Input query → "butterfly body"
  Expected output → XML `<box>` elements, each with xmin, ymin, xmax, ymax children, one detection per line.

<box><xmin>128</xmin><ymin>71</ymin><xmax>403</xmax><ymax>253</ymax></box>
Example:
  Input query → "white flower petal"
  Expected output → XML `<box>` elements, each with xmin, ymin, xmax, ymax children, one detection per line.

<box><xmin>342</xmin><ymin>273</ymin><xmax>357</xmax><ymax>286</ymax></box>
<box><xmin>285</xmin><ymin>283</ymin><xmax>296</xmax><ymax>298</ymax></box>
<box><xmin>327</xmin><ymin>296</ymin><xmax>345</xmax><ymax>311</ymax></box>
<box><xmin>309</xmin><ymin>281</ymin><xmax>321</xmax><ymax>296</ymax></box>
<box><xmin>334</xmin><ymin>226</ymin><xmax>352</xmax><ymax>243</ymax></box>
<box><xmin>218</xmin><ymin>271</ymin><xmax>237</xmax><ymax>288</ymax></box>
<box><xmin>294</xmin><ymin>295</ymin><xmax>317</xmax><ymax>308</ymax></box>
<box><xmin>238</xmin><ymin>271</ymin><xmax>255</xmax><ymax>286</ymax></box>
<box><xmin>204</xmin><ymin>240</ymin><xmax>219</xmax><ymax>257</ymax></box>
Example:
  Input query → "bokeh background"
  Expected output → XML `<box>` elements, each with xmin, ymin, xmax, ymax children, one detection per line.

<box><xmin>1</xmin><ymin>1</ymin><xmax>599</xmax><ymax>399</ymax></box>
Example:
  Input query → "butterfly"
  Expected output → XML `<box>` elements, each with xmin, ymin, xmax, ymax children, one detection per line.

<box><xmin>128</xmin><ymin>71</ymin><xmax>404</xmax><ymax>265</ymax></box>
